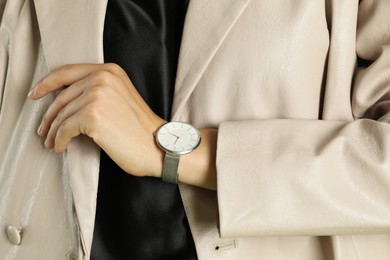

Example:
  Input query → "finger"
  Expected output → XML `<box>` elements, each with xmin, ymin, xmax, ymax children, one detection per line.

<box><xmin>52</xmin><ymin>110</ymin><xmax>86</xmax><ymax>153</ymax></box>
<box><xmin>38</xmin><ymin>78</ymin><xmax>87</xmax><ymax>137</ymax></box>
<box><xmin>29</xmin><ymin>63</ymin><xmax>103</xmax><ymax>99</ymax></box>
<box><xmin>44</xmin><ymin>95</ymin><xmax>86</xmax><ymax>149</ymax></box>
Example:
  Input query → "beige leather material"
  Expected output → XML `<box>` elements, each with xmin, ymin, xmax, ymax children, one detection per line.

<box><xmin>0</xmin><ymin>0</ymin><xmax>106</xmax><ymax>259</ymax></box>
<box><xmin>0</xmin><ymin>1</ymin><xmax>80</xmax><ymax>258</ymax></box>
<box><xmin>33</xmin><ymin>0</ymin><xmax>108</xmax><ymax>257</ymax></box>
<box><xmin>1</xmin><ymin>0</ymin><xmax>390</xmax><ymax>259</ymax></box>
<box><xmin>171</xmin><ymin>0</ymin><xmax>252</xmax><ymax>118</ymax></box>
<box><xmin>175</xmin><ymin>0</ymin><xmax>390</xmax><ymax>259</ymax></box>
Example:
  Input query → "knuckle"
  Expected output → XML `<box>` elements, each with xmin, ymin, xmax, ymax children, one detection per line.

<box><xmin>54</xmin><ymin>64</ymin><xmax>71</xmax><ymax>76</ymax></box>
<box><xmin>57</xmin><ymin>122</ymin><xmax>66</xmax><ymax>136</ymax></box>
<box><xmin>57</xmin><ymin>64</ymin><xmax>71</xmax><ymax>71</ymax></box>
<box><xmin>87</xmin><ymin>85</ymin><xmax>106</xmax><ymax>101</ymax></box>
<box><xmin>38</xmin><ymin>76</ymin><xmax>48</xmax><ymax>86</ymax></box>
<box><xmin>56</xmin><ymin>120</ymin><xmax>70</xmax><ymax>140</ymax></box>
<box><xmin>54</xmin><ymin>93</ymin><xmax>65</xmax><ymax>108</ymax></box>
<box><xmin>79</xmin><ymin>107</ymin><xmax>99</xmax><ymax>139</ymax></box>
<box><xmin>55</xmin><ymin>109</ymin><xmax>65</xmax><ymax>124</ymax></box>
<box><xmin>105</xmin><ymin>63</ymin><xmax>123</xmax><ymax>74</ymax></box>
<box><xmin>105</xmin><ymin>63</ymin><xmax>129</xmax><ymax>80</ymax></box>
<box><xmin>37</xmin><ymin>76</ymin><xmax>51</xmax><ymax>90</ymax></box>
<box><xmin>82</xmin><ymin>104</ymin><xmax>99</xmax><ymax>125</ymax></box>
<box><xmin>55</xmin><ymin>130</ymin><xmax>66</xmax><ymax>147</ymax></box>
<box><xmin>41</xmin><ymin>113</ymin><xmax>50</xmax><ymax>126</ymax></box>
<box><xmin>91</xmin><ymin>70</ymin><xmax>113</xmax><ymax>85</ymax></box>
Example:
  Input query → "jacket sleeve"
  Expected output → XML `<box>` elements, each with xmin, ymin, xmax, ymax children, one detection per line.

<box><xmin>216</xmin><ymin>0</ymin><xmax>390</xmax><ymax>237</ymax></box>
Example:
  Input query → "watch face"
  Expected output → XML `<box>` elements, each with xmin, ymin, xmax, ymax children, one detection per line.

<box><xmin>156</xmin><ymin>122</ymin><xmax>201</xmax><ymax>155</ymax></box>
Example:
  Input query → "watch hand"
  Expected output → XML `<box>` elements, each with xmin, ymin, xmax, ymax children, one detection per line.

<box><xmin>168</xmin><ymin>132</ymin><xmax>180</xmax><ymax>138</ymax></box>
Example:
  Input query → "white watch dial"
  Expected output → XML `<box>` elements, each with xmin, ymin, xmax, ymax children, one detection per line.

<box><xmin>156</xmin><ymin>122</ymin><xmax>201</xmax><ymax>155</ymax></box>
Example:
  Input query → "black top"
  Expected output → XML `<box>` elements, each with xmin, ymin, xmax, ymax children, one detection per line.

<box><xmin>91</xmin><ymin>0</ymin><xmax>197</xmax><ymax>259</ymax></box>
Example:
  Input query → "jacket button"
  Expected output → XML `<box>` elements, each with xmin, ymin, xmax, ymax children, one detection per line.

<box><xmin>6</xmin><ymin>225</ymin><xmax>22</xmax><ymax>245</ymax></box>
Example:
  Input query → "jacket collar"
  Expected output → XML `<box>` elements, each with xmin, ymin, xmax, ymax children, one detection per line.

<box><xmin>171</xmin><ymin>0</ymin><xmax>252</xmax><ymax>119</ymax></box>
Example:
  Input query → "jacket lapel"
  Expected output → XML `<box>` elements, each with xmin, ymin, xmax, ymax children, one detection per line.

<box><xmin>171</xmin><ymin>0</ymin><xmax>252</xmax><ymax>120</ymax></box>
<box><xmin>33</xmin><ymin>0</ymin><xmax>108</xmax><ymax>257</ymax></box>
<box><xmin>33</xmin><ymin>0</ymin><xmax>107</xmax><ymax>69</ymax></box>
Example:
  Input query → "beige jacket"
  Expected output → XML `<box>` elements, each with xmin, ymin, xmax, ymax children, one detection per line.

<box><xmin>1</xmin><ymin>0</ymin><xmax>390</xmax><ymax>259</ymax></box>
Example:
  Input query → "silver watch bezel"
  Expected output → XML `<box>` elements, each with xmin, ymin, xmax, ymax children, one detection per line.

<box><xmin>155</xmin><ymin>122</ymin><xmax>201</xmax><ymax>156</ymax></box>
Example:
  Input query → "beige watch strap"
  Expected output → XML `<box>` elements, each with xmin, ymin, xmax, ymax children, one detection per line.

<box><xmin>162</xmin><ymin>153</ymin><xmax>180</xmax><ymax>184</ymax></box>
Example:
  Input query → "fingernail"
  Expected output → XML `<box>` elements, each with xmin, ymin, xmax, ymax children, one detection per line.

<box><xmin>28</xmin><ymin>88</ymin><xmax>35</xmax><ymax>98</ymax></box>
<box><xmin>37</xmin><ymin>124</ymin><xmax>42</xmax><ymax>135</ymax></box>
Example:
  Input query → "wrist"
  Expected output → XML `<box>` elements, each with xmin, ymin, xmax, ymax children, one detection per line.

<box><xmin>139</xmin><ymin>119</ymin><xmax>166</xmax><ymax>178</ymax></box>
<box><xmin>178</xmin><ymin>128</ymin><xmax>217</xmax><ymax>190</ymax></box>
<box><xmin>150</xmin><ymin>139</ymin><xmax>165</xmax><ymax>178</ymax></box>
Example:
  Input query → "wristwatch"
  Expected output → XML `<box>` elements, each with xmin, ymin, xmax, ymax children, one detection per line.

<box><xmin>154</xmin><ymin>122</ymin><xmax>201</xmax><ymax>183</ymax></box>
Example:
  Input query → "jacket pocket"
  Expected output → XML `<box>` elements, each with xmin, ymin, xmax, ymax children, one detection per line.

<box><xmin>0</xmin><ymin>26</ymin><xmax>9</xmax><ymax>114</ymax></box>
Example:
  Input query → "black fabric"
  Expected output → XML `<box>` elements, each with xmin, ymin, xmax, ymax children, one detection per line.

<box><xmin>91</xmin><ymin>0</ymin><xmax>197</xmax><ymax>259</ymax></box>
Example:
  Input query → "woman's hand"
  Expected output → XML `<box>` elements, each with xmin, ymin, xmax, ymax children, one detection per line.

<box><xmin>29</xmin><ymin>63</ymin><xmax>217</xmax><ymax>189</ymax></box>
<box><xmin>28</xmin><ymin>63</ymin><xmax>166</xmax><ymax>178</ymax></box>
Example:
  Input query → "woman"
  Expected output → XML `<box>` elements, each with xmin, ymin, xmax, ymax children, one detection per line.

<box><xmin>1</xmin><ymin>0</ymin><xmax>390</xmax><ymax>259</ymax></box>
